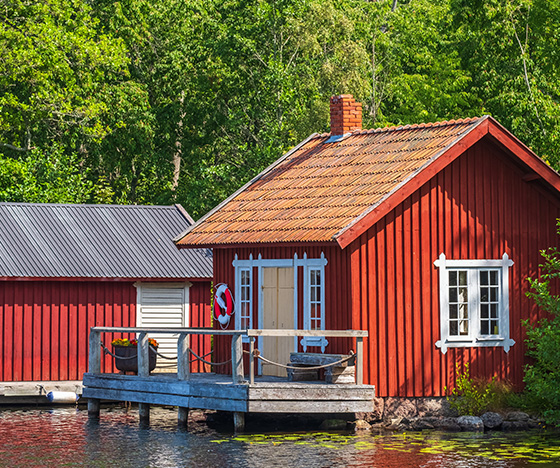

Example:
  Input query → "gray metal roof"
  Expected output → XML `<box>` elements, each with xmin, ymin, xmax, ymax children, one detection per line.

<box><xmin>0</xmin><ymin>203</ymin><xmax>213</xmax><ymax>279</ymax></box>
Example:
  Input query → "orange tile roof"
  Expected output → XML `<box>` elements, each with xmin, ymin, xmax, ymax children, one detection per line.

<box><xmin>176</xmin><ymin>117</ymin><xmax>487</xmax><ymax>247</ymax></box>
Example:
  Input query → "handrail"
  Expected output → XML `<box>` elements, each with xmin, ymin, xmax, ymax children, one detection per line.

<box><xmin>87</xmin><ymin>327</ymin><xmax>367</xmax><ymax>385</ymax></box>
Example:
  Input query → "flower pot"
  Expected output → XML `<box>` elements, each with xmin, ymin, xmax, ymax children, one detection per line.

<box><xmin>113</xmin><ymin>345</ymin><xmax>157</xmax><ymax>373</ymax></box>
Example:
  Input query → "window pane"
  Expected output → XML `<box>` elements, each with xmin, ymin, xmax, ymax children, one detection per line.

<box><xmin>459</xmin><ymin>271</ymin><xmax>468</xmax><ymax>285</ymax></box>
<box><xmin>459</xmin><ymin>304</ymin><xmax>468</xmax><ymax>319</ymax></box>
<box><xmin>450</xmin><ymin>288</ymin><xmax>457</xmax><ymax>303</ymax></box>
<box><xmin>459</xmin><ymin>287</ymin><xmax>468</xmax><ymax>302</ymax></box>
<box><xmin>450</xmin><ymin>304</ymin><xmax>458</xmax><ymax>319</ymax></box>
<box><xmin>480</xmin><ymin>287</ymin><xmax>488</xmax><ymax>302</ymax></box>
<box><xmin>481</xmin><ymin>321</ymin><xmax>489</xmax><ymax>335</ymax></box>
<box><xmin>490</xmin><ymin>304</ymin><xmax>498</xmax><ymax>318</ymax></box>
<box><xmin>481</xmin><ymin>304</ymin><xmax>488</xmax><ymax>318</ymax></box>
<box><xmin>449</xmin><ymin>271</ymin><xmax>457</xmax><ymax>286</ymax></box>
<box><xmin>459</xmin><ymin>320</ymin><xmax>469</xmax><ymax>335</ymax></box>
<box><xmin>480</xmin><ymin>271</ymin><xmax>488</xmax><ymax>285</ymax></box>
<box><xmin>491</xmin><ymin>321</ymin><xmax>499</xmax><ymax>334</ymax></box>
<box><xmin>490</xmin><ymin>287</ymin><xmax>498</xmax><ymax>302</ymax></box>
<box><xmin>490</xmin><ymin>270</ymin><xmax>498</xmax><ymax>285</ymax></box>
<box><xmin>450</xmin><ymin>321</ymin><xmax>458</xmax><ymax>335</ymax></box>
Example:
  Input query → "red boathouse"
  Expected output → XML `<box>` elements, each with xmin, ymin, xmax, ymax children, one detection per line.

<box><xmin>0</xmin><ymin>203</ymin><xmax>212</xmax><ymax>385</ymax></box>
<box><xmin>175</xmin><ymin>95</ymin><xmax>560</xmax><ymax>397</ymax></box>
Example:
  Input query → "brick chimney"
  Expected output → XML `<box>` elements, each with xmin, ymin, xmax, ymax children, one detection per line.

<box><xmin>330</xmin><ymin>94</ymin><xmax>362</xmax><ymax>136</ymax></box>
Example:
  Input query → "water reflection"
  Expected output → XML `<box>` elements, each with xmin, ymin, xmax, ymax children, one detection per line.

<box><xmin>0</xmin><ymin>407</ymin><xmax>559</xmax><ymax>467</ymax></box>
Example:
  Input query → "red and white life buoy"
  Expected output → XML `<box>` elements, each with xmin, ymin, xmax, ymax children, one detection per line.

<box><xmin>214</xmin><ymin>283</ymin><xmax>235</xmax><ymax>328</ymax></box>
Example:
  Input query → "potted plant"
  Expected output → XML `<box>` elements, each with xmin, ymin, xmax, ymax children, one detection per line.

<box><xmin>111</xmin><ymin>338</ymin><xmax>158</xmax><ymax>373</ymax></box>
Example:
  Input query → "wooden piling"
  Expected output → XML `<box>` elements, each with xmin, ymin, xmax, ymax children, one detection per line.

<box><xmin>233</xmin><ymin>412</ymin><xmax>245</xmax><ymax>432</ymax></box>
<box><xmin>139</xmin><ymin>402</ymin><xmax>150</xmax><ymax>424</ymax></box>
<box><xmin>178</xmin><ymin>407</ymin><xmax>189</xmax><ymax>428</ymax></box>
<box><xmin>87</xmin><ymin>398</ymin><xmax>100</xmax><ymax>418</ymax></box>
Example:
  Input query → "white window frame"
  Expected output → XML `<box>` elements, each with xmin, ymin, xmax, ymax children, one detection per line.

<box><xmin>434</xmin><ymin>253</ymin><xmax>515</xmax><ymax>354</ymax></box>
<box><xmin>232</xmin><ymin>252</ymin><xmax>328</xmax><ymax>356</ymax></box>
<box><xmin>233</xmin><ymin>255</ymin><xmax>254</xmax><ymax>342</ymax></box>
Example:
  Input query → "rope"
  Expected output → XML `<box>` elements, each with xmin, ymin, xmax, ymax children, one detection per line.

<box><xmin>187</xmin><ymin>348</ymin><xmax>231</xmax><ymax>367</ymax></box>
<box><xmin>102</xmin><ymin>342</ymin><xmax>215</xmax><ymax>365</ymax></box>
<box><xmin>251</xmin><ymin>349</ymin><xmax>355</xmax><ymax>370</ymax></box>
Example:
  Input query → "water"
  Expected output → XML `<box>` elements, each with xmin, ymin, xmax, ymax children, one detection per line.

<box><xmin>1</xmin><ymin>406</ymin><xmax>560</xmax><ymax>467</ymax></box>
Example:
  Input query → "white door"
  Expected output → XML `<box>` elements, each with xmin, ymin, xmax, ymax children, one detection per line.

<box><xmin>262</xmin><ymin>267</ymin><xmax>294</xmax><ymax>377</ymax></box>
<box><xmin>136</xmin><ymin>282</ymin><xmax>190</xmax><ymax>371</ymax></box>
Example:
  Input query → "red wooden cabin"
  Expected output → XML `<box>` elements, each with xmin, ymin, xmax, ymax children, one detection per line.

<box><xmin>175</xmin><ymin>95</ymin><xmax>560</xmax><ymax>397</ymax></box>
<box><xmin>0</xmin><ymin>203</ymin><xmax>212</xmax><ymax>384</ymax></box>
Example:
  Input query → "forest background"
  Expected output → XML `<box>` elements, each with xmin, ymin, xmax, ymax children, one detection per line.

<box><xmin>0</xmin><ymin>0</ymin><xmax>558</xmax><ymax>220</ymax></box>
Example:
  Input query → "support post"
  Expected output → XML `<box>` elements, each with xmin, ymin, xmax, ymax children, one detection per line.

<box><xmin>356</xmin><ymin>337</ymin><xmax>363</xmax><ymax>385</ymax></box>
<box><xmin>138</xmin><ymin>332</ymin><xmax>149</xmax><ymax>378</ymax></box>
<box><xmin>231</xmin><ymin>334</ymin><xmax>244</xmax><ymax>384</ymax></box>
<box><xmin>139</xmin><ymin>403</ymin><xmax>150</xmax><ymax>424</ymax></box>
<box><xmin>87</xmin><ymin>398</ymin><xmax>100</xmax><ymax>418</ymax></box>
<box><xmin>88</xmin><ymin>328</ymin><xmax>101</xmax><ymax>374</ymax></box>
<box><xmin>178</xmin><ymin>407</ymin><xmax>189</xmax><ymax>429</ymax></box>
<box><xmin>249</xmin><ymin>337</ymin><xmax>255</xmax><ymax>385</ymax></box>
<box><xmin>177</xmin><ymin>333</ymin><xmax>190</xmax><ymax>381</ymax></box>
<box><xmin>233</xmin><ymin>412</ymin><xmax>245</xmax><ymax>433</ymax></box>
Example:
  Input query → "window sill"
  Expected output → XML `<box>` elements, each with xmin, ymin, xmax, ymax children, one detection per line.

<box><xmin>436</xmin><ymin>337</ymin><xmax>515</xmax><ymax>354</ymax></box>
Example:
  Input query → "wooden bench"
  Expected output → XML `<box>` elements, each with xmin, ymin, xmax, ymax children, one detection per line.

<box><xmin>287</xmin><ymin>352</ymin><xmax>356</xmax><ymax>384</ymax></box>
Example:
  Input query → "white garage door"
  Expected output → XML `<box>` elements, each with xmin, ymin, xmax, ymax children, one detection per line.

<box><xmin>136</xmin><ymin>282</ymin><xmax>190</xmax><ymax>371</ymax></box>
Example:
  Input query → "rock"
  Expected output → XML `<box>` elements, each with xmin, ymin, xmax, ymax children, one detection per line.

<box><xmin>416</xmin><ymin>398</ymin><xmax>456</xmax><ymax>418</ymax></box>
<box><xmin>319</xmin><ymin>419</ymin><xmax>348</xmax><ymax>431</ymax></box>
<box><xmin>409</xmin><ymin>418</ymin><xmax>435</xmax><ymax>431</ymax></box>
<box><xmin>355</xmin><ymin>398</ymin><xmax>385</xmax><ymax>423</ymax></box>
<box><xmin>431</xmin><ymin>417</ymin><xmax>462</xmax><ymax>432</ymax></box>
<box><xmin>385</xmin><ymin>417</ymin><xmax>410</xmax><ymax>431</ymax></box>
<box><xmin>481</xmin><ymin>412</ymin><xmax>503</xmax><ymax>430</ymax></box>
<box><xmin>506</xmin><ymin>411</ymin><xmax>530</xmax><ymax>422</ymax></box>
<box><xmin>384</xmin><ymin>397</ymin><xmax>418</xmax><ymax>421</ymax></box>
<box><xmin>502</xmin><ymin>420</ymin><xmax>530</xmax><ymax>431</ymax></box>
<box><xmin>350</xmin><ymin>419</ymin><xmax>372</xmax><ymax>432</ymax></box>
<box><xmin>457</xmin><ymin>415</ymin><xmax>484</xmax><ymax>432</ymax></box>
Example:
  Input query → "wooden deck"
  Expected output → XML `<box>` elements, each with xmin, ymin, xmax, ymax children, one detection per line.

<box><xmin>82</xmin><ymin>372</ymin><xmax>375</xmax><ymax>414</ymax></box>
<box><xmin>84</xmin><ymin>326</ymin><xmax>375</xmax><ymax>431</ymax></box>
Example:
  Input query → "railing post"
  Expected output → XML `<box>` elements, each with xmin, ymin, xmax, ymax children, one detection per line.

<box><xmin>138</xmin><ymin>332</ymin><xmax>149</xmax><ymax>378</ymax></box>
<box><xmin>249</xmin><ymin>336</ymin><xmax>255</xmax><ymax>385</ymax></box>
<box><xmin>356</xmin><ymin>336</ymin><xmax>363</xmax><ymax>385</ymax></box>
<box><xmin>177</xmin><ymin>333</ymin><xmax>190</xmax><ymax>381</ymax></box>
<box><xmin>231</xmin><ymin>334</ymin><xmax>244</xmax><ymax>384</ymax></box>
<box><xmin>88</xmin><ymin>328</ymin><xmax>101</xmax><ymax>374</ymax></box>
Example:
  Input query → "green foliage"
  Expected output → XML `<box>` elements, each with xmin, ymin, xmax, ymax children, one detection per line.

<box><xmin>524</xmin><ymin>232</ymin><xmax>560</xmax><ymax>426</ymax></box>
<box><xmin>445</xmin><ymin>363</ymin><xmax>498</xmax><ymax>416</ymax></box>
<box><xmin>0</xmin><ymin>145</ymin><xmax>93</xmax><ymax>203</ymax></box>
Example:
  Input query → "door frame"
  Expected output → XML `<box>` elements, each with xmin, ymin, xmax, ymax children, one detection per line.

<box><xmin>233</xmin><ymin>252</ymin><xmax>328</xmax><ymax>374</ymax></box>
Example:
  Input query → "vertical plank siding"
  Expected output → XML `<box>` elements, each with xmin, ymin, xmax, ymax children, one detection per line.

<box><xmin>0</xmin><ymin>280</ymin><xmax>212</xmax><ymax>381</ymax></box>
<box><xmin>351</xmin><ymin>138</ymin><xmax>560</xmax><ymax>397</ymax></box>
<box><xmin>188</xmin><ymin>281</ymin><xmax>212</xmax><ymax>373</ymax></box>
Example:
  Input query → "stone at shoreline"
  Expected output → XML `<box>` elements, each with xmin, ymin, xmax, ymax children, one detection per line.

<box><xmin>409</xmin><ymin>418</ymin><xmax>435</xmax><ymax>431</ymax></box>
<box><xmin>502</xmin><ymin>420</ymin><xmax>531</xmax><ymax>431</ymax></box>
<box><xmin>481</xmin><ymin>412</ymin><xmax>503</xmax><ymax>430</ymax></box>
<box><xmin>384</xmin><ymin>398</ymin><xmax>418</xmax><ymax>420</ymax></box>
<box><xmin>350</xmin><ymin>419</ymin><xmax>372</xmax><ymax>432</ymax></box>
<box><xmin>319</xmin><ymin>419</ymin><xmax>348</xmax><ymax>431</ymax></box>
<box><xmin>506</xmin><ymin>411</ymin><xmax>530</xmax><ymax>422</ymax></box>
<box><xmin>457</xmin><ymin>415</ymin><xmax>484</xmax><ymax>432</ymax></box>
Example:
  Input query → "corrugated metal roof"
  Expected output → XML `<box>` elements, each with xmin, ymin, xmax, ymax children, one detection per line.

<box><xmin>0</xmin><ymin>203</ymin><xmax>212</xmax><ymax>279</ymax></box>
<box><xmin>176</xmin><ymin>117</ymin><xmax>485</xmax><ymax>247</ymax></box>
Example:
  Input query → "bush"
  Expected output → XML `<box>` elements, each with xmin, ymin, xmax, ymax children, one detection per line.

<box><xmin>525</xmin><ymin>240</ymin><xmax>560</xmax><ymax>425</ymax></box>
<box><xmin>445</xmin><ymin>363</ymin><xmax>499</xmax><ymax>416</ymax></box>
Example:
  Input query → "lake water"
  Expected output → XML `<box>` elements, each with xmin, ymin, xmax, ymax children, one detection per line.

<box><xmin>1</xmin><ymin>406</ymin><xmax>560</xmax><ymax>467</ymax></box>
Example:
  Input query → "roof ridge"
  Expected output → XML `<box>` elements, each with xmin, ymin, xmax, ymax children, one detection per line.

<box><xmin>0</xmin><ymin>202</ymin><xmax>175</xmax><ymax>209</ymax></box>
<box><xmin>313</xmin><ymin>116</ymin><xmax>485</xmax><ymax>139</ymax></box>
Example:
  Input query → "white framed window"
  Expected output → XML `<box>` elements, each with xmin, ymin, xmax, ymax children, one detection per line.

<box><xmin>434</xmin><ymin>253</ymin><xmax>515</xmax><ymax>354</ymax></box>
<box><xmin>301</xmin><ymin>256</ymin><xmax>328</xmax><ymax>352</ymax></box>
<box><xmin>239</xmin><ymin>268</ymin><xmax>252</xmax><ymax>330</ymax></box>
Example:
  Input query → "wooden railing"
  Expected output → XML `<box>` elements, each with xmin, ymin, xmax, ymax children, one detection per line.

<box><xmin>88</xmin><ymin>327</ymin><xmax>368</xmax><ymax>385</ymax></box>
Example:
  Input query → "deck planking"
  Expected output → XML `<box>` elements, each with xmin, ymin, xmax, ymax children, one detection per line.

<box><xmin>82</xmin><ymin>372</ymin><xmax>375</xmax><ymax>414</ymax></box>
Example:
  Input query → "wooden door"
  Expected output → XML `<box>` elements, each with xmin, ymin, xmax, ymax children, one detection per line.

<box><xmin>262</xmin><ymin>267</ymin><xmax>294</xmax><ymax>377</ymax></box>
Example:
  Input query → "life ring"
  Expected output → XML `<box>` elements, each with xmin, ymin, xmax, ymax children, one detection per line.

<box><xmin>214</xmin><ymin>283</ymin><xmax>235</xmax><ymax>328</ymax></box>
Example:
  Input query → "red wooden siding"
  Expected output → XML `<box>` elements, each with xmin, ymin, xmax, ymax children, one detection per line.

<box><xmin>1</xmin><ymin>280</ymin><xmax>212</xmax><ymax>381</ymax></box>
<box><xmin>212</xmin><ymin>246</ymin><xmax>355</xmax><ymax>371</ymax></box>
<box><xmin>350</xmin><ymin>137</ymin><xmax>560</xmax><ymax>397</ymax></box>
<box><xmin>188</xmin><ymin>281</ymin><xmax>212</xmax><ymax>373</ymax></box>
<box><xmin>0</xmin><ymin>281</ymin><xmax>136</xmax><ymax>381</ymax></box>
